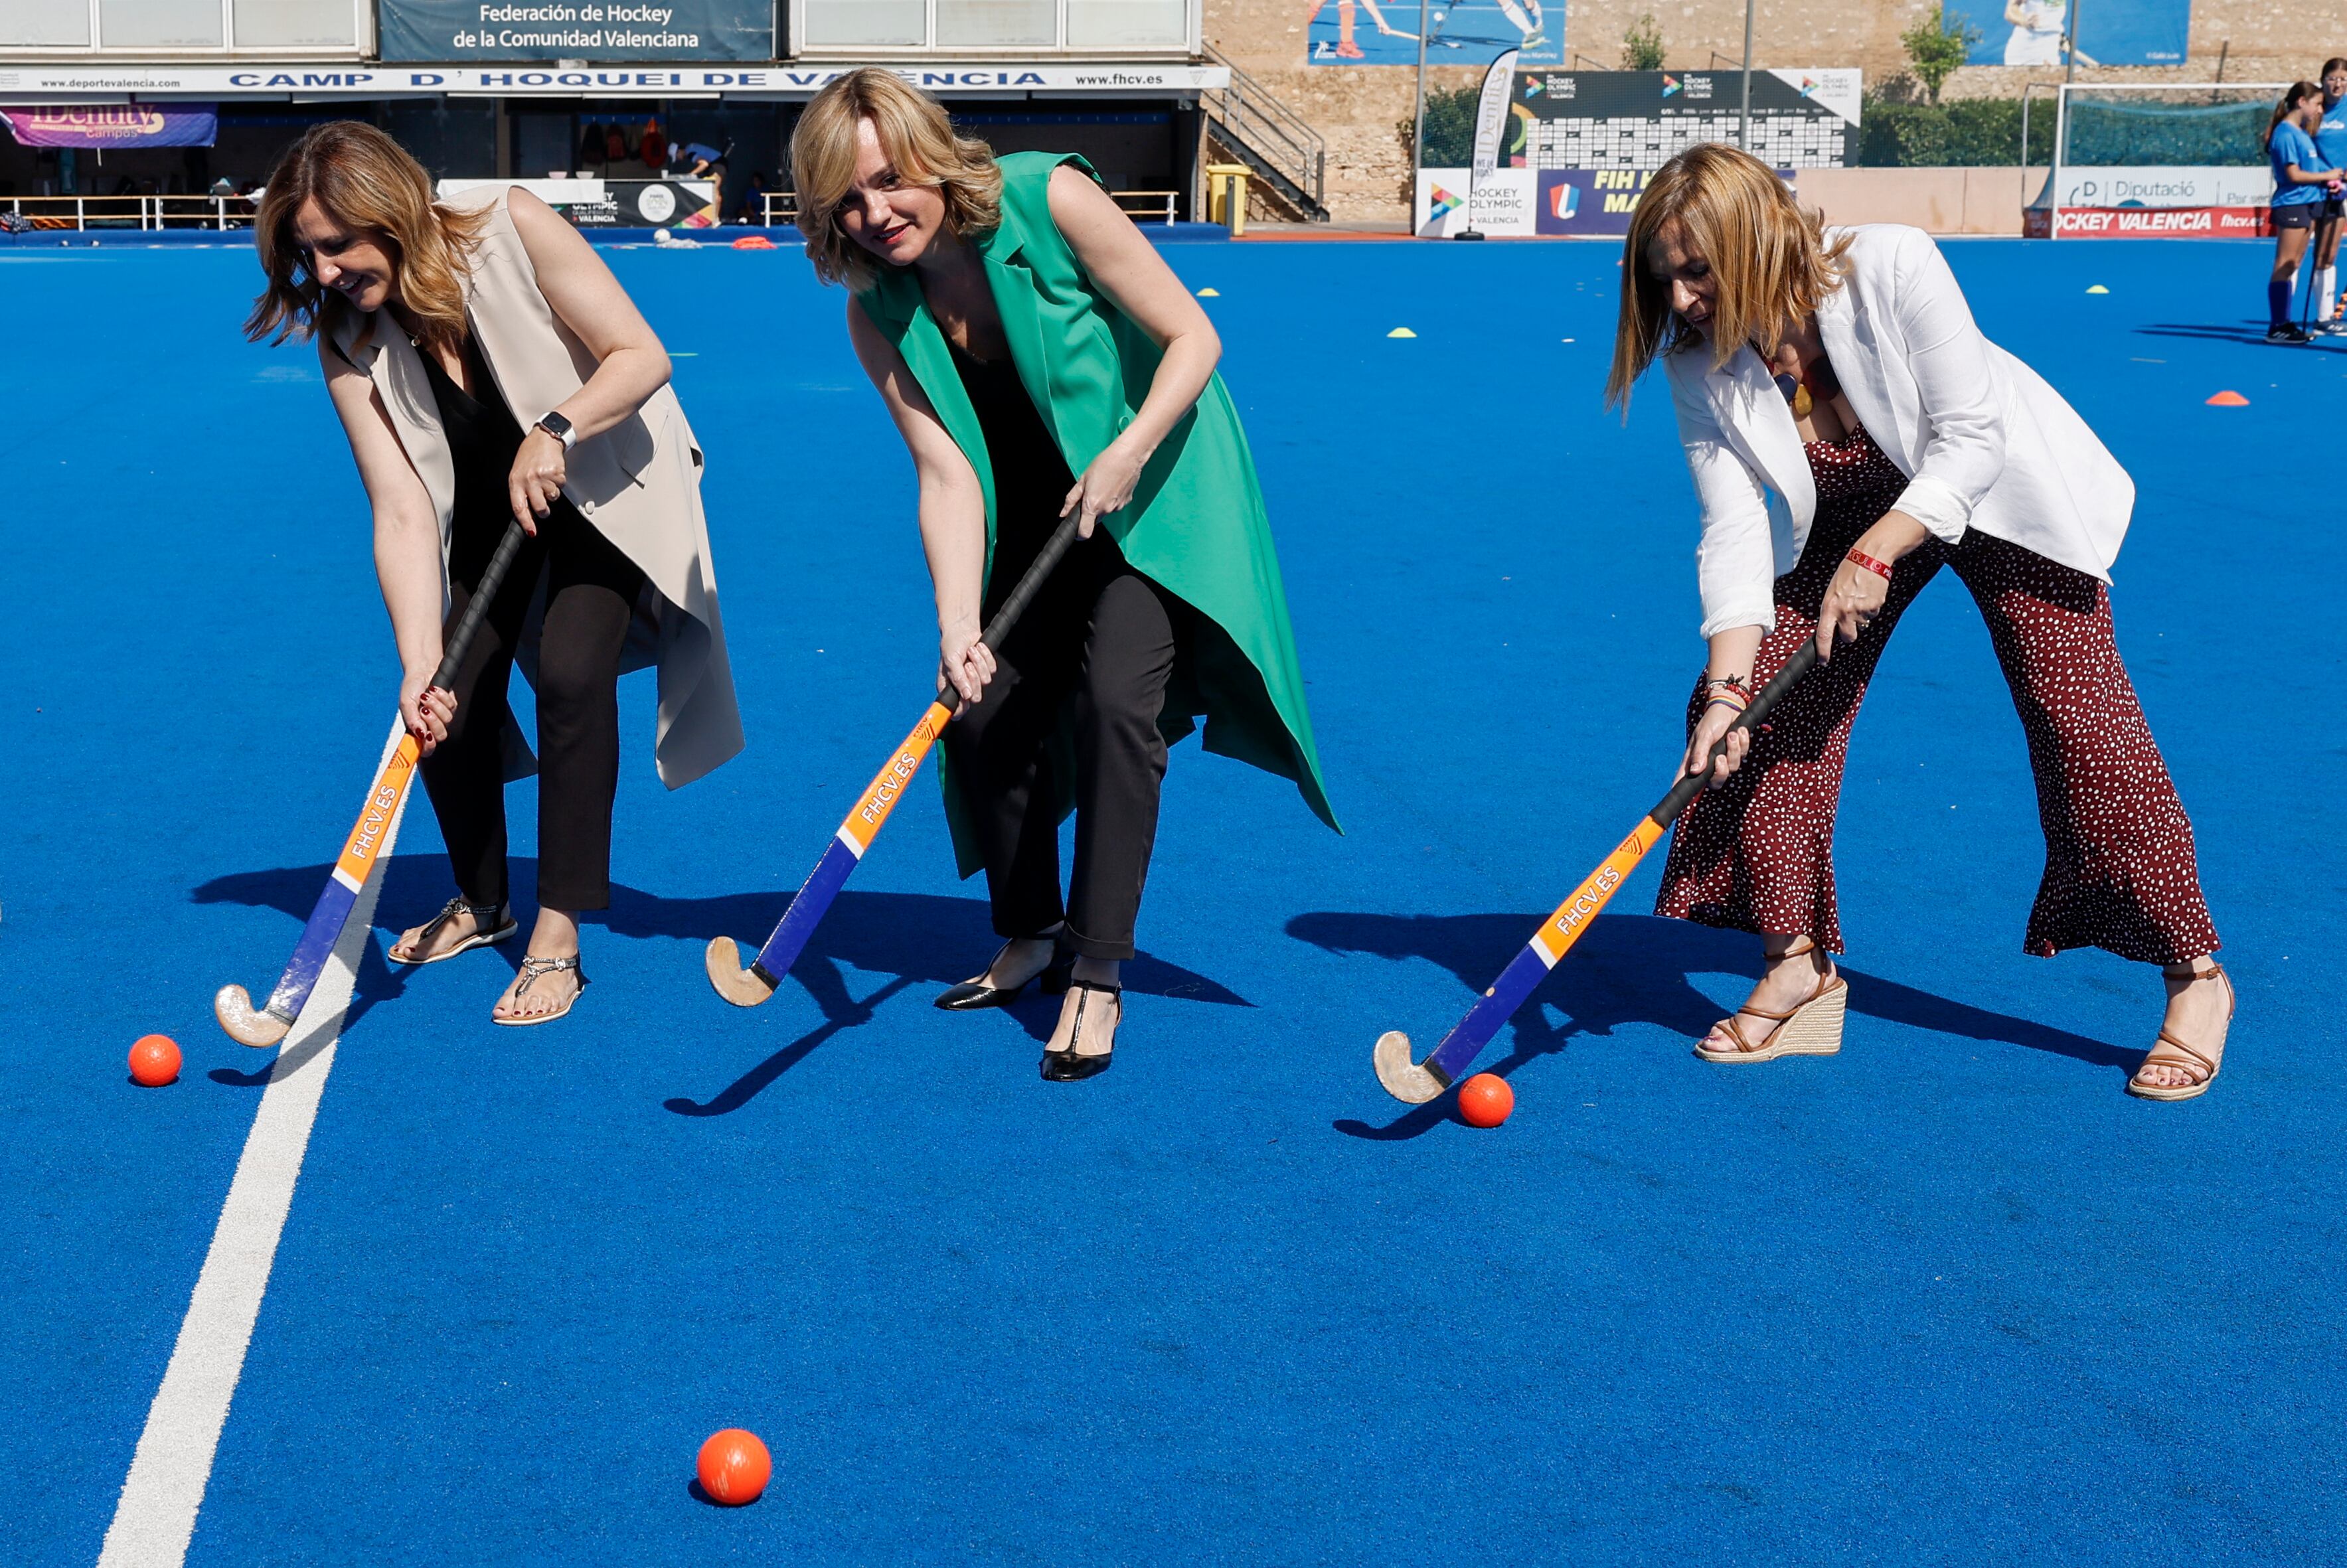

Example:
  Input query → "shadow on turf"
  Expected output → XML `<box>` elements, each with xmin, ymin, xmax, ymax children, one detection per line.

<box><xmin>2135</xmin><ymin>321</ymin><xmax>2347</xmax><ymax>351</ymax></box>
<box><xmin>195</xmin><ymin>856</ymin><xmax>1247</xmax><ymax>1106</ymax></box>
<box><xmin>1293</xmin><ymin>910</ymin><xmax>2131</xmax><ymax>1141</ymax></box>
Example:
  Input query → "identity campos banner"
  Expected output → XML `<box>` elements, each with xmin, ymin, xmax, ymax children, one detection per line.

<box><xmin>378</xmin><ymin>0</ymin><xmax>772</xmax><ymax>62</ymax></box>
<box><xmin>1</xmin><ymin>104</ymin><xmax>216</xmax><ymax>146</ymax></box>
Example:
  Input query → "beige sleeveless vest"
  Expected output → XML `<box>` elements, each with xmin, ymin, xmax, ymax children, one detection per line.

<box><xmin>330</xmin><ymin>185</ymin><xmax>742</xmax><ymax>789</ymax></box>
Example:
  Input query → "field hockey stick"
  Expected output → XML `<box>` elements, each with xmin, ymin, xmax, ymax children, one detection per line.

<box><xmin>215</xmin><ymin>520</ymin><xmax>530</xmax><ymax>1047</ymax></box>
<box><xmin>706</xmin><ymin>513</ymin><xmax>1086</xmax><ymax>1006</ymax></box>
<box><xmin>1373</xmin><ymin>641</ymin><xmax>1821</xmax><ymax>1103</ymax></box>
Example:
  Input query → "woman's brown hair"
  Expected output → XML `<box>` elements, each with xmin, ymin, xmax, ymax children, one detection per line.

<box><xmin>1605</xmin><ymin>142</ymin><xmax>1851</xmax><ymax>409</ymax></box>
<box><xmin>245</xmin><ymin>119</ymin><xmax>487</xmax><ymax>355</ymax></box>
<box><xmin>2265</xmin><ymin>81</ymin><xmax>2322</xmax><ymax>152</ymax></box>
<box><xmin>790</xmin><ymin>67</ymin><xmax>1003</xmax><ymax>291</ymax></box>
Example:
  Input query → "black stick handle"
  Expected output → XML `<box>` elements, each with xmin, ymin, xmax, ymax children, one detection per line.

<box><xmin>1647</xmin><ymin>639</ymin><xmax>1821</xmax><ymax>828</ymax></box>
<box><xmin>429</xmin><ymin>520</ymin><xmax>530</xmax><ymax>692</ymax></box>
<box><xmin>941</xmin><ymin>514</ymin><xmax>1086</xmax><ymax>715</ymax></box>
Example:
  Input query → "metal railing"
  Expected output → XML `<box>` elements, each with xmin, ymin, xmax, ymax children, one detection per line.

<box><xmin>5</xmin><ymin>194</ymin><xmax>256</xmax><ymax>230</ymax></box>
<box><xmin>760</xmin><ymin>189</ymin><xmax>1177</xmax><ymax>229</ymax></box>
<box><xmin>9</xmin><ymin>187</ymin><xmax>1181</xmax><ymax>236</ymax></box>
<box><xmin>1200</xmin><ymin>41</ymin><xmax>1327</xmax><ymax>219</ymax></box>
<box><xmin>1111</xmin><ymin>190</ymin><xmax>1180</xmax><ymax>222</ymax></box>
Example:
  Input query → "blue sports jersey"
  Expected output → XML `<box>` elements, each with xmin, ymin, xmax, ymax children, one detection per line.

<box><xmin>2319</xmin><ymin>98</ymin><xmax>2347</xmax><ymax>174</ymax></box>
<box><xmin>2271</xmin><ymin>120</ymin><xmax>2328</xmax><ymax>206</ymax></box>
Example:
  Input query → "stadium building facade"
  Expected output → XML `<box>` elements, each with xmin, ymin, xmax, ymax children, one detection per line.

<box><xmin>0</xmin><ymin>1</ymin><xmax>1229</xmax><ymax>224</ymax></box>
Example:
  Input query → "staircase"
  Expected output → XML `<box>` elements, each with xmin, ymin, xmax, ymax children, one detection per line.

<box><xmin>1200</xmin><ymin>43</ymin><xmax>1329</xmax><ymax>223</ymax></box>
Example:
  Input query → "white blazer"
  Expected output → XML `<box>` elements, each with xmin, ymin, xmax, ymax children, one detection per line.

<box><xmin>1662</xmin><ymin>223</ymin><xmax>2134</xmax><ymax>639</ymax></box>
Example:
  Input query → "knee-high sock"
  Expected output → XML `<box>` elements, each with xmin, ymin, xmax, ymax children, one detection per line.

<box><xmin>2272</xmin><ymin>271</ymin><xmax>2299</xmax><ymax>325</ymax></box>
<box><xmin>2320</xmin><ymin>264</ymin><xmax>2337</xmax><ymax>320</ymax></box>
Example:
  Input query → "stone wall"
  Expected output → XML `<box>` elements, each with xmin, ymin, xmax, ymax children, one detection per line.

<box><xmin>1205</xmin><ymin>0</ymin><xmax>2342</xmax><ymax>223</ymax></box>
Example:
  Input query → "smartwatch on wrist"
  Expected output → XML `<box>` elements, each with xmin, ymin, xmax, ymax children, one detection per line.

<box><xmin>534</xmin><ymin>410</ymin><xmax>577</xmax><ymax>449</ymax></box>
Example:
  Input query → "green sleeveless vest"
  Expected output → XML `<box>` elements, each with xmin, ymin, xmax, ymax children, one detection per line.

<box><xmin>857</xmin><ymin>151</ymin><xmax>1338</xmax><ymax>869</ymax></box>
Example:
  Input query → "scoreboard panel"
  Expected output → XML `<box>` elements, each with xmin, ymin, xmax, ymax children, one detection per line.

<box><xmin>1513</xmin><ymin>69</ymin><xmax>1862</xmax><ymax>173</ymax></box>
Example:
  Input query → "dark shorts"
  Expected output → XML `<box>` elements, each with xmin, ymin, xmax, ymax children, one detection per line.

<box><xmin>2275</xmin><ymin>202</ymin><xmax>2322</xmax><ymax>230</ymax></box>
<box><xmin>2326</xmin><ymin>196</ymin><xmax>2346</xmax><ymax>220</ymax></box>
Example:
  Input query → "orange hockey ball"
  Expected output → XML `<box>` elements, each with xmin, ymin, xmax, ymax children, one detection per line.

<box><xmin>1457</xmin><ymin>1073</ymin><xmax>1513</xmax><ymax>1127</ymax></box>
<box><xmin>697</xmin><ymin>1429</ymin><xmax>771</xmax><ymax>1506</ymax></box>
<box><xmin>129</xmin><ymin>1034</ymin><xmax>181</xmax><ymax>1087</ymax></box>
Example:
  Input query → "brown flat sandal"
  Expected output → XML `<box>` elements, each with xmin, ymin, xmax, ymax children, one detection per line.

<box><xmin>2127</xmin><ymin>962</ymin><xmax>2234</xmax><ymax>1102</ymax></box>
<box><xmin>1695</xmin><ymin>937</ymin><xmax>1849</xmax><ymax>1063</ymax></box>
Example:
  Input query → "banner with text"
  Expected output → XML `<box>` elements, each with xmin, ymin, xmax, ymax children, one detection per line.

<box><xmin>378</xmin><ymin>0</ymin><xmax>772</xmax><ymax>62</ymax></box>
<box><xmin>1414</xmin><ymin>168</ymin><xmax>1536</xmax><ymax>235</ymax></box>
<box><xmin>2</xmin><ymin>104</ymin><xmax>216</xmax><ymax>146</ymax></box>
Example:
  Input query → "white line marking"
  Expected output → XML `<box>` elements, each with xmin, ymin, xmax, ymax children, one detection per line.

<box><xmin>96</xmin><ymin>722</ymin><xmax>410</xmax><ymax>1568</ymax></box>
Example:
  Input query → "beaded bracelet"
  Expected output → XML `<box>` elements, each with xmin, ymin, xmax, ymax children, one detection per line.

<box><xmin>1845</xmin><ymin>548</ymin><xmax>1894</xmax><ymax>582</ymax></box>
<box><xmin>1703</xmin><ymin>672</ymin><xmax>1754</xmax><ymax>699</ymax></box>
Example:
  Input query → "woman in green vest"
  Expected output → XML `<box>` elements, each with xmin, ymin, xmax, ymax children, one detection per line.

<box><xmin>792</xmin><ymin>70</ymin><xmax>1335</xmax><ymax>1081</ymax></box>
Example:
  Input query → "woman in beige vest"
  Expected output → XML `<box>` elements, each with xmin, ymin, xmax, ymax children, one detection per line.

<box><xmin>248</xmin><ymin>122</ymin><xmax>742</xmax><ymax>1024</ymax></box>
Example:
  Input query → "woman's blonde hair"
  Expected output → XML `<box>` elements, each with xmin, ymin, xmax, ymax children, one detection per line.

<box><xmin>1605</xmin><ymin>142</ymin><xmax>1850</xmax><ymax>408</ymax></box>
<box><xmin>245</xmin><ymin>119</ymin><xmax>487</xmax><ymax>355</ymax></box>
<box><xmin>791</xmin><ymin>68</ymin><xmax>1003</xmax><ymax>291</ymax></box>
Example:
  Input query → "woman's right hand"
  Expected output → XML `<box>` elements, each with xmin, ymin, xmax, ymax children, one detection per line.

<box><xmin>938</xmin><ymin>614</ymin><xmax>997</xmax><ymax>707</ymax></box>
<box><xmin>1682</xmin><ymin>696</ymin><xmax>1752</xmax><ymax>787</ymax></box>
<box><xmin>400</xmin><ymin>666</ymin><xmax>457</xmax><ymax>757</ymax></box>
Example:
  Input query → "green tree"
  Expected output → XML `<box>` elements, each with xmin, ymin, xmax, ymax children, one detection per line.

<box><xmin>1396</xmin><ymin>83</ymin><xmax>1482</xmax><ymax>169</ymax></box>
<box><xmin>1900</xmin><ymin>3</ymin><xmax>1981</xmax><ymax>106</ymax></box>
<box><xmin>1622</xmin><ymin>13</ymin><xmax>1665</xmax><ymax>70</ymax></box>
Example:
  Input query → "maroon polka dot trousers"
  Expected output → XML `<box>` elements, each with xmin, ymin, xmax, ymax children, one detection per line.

<box><xmin>1656</xmin><ymin>425</ymin><xmax>2221</xmax><ymax>966</ymax></box>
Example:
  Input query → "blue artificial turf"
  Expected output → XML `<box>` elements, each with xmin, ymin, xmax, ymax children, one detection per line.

<box><xmin>3</xmin><ymin>233</ymin><xmax>2343</xmax><ymax>1566</ymax></box>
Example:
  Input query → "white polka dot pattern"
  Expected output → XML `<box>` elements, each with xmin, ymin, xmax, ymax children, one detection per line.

<box><xmin>1656</xmin><ymin>425</ymin><xmax>2220</xmax><ymax>965</ymax></box>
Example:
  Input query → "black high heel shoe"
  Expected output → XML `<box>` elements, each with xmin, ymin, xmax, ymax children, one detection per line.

<box><xmin>1040</xmin><ymin>979</ymin><xmax>1121</xmax><ymax>1081</ymax></box>
<box><xmin>934</xmin><ymin>939</ymin><xmax>1074</xmax><ymax>1011</ymax></box>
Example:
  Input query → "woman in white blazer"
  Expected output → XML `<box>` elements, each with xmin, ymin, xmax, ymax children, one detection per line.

<box><xmin>248</xmin><ymin>122</ymin><xmax>743</xmax><ymax>1024</ymax></box>
<box><xmin>1605</xmin><ymin>145</ymin><xmax>2229</xmax><ymax>1100</ymax></box>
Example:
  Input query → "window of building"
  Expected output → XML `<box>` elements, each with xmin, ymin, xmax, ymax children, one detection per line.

<box><xmin>98</xmin><ymin>0</ymin><xmax>222</xmax><ymax>48</ymax></box>
<box><xmin>1067</xmin><ymin>0</ymin><xmax>1187</xmax><ymax>48</ymax></box>
<box><xmin>794</xmin><ymin>0</ymin><xmax>1194</xmax><ymax>50</ymax></box>
<box><xmin>0</xmin><ymin>0</ymin><xmax>92</xmax><ymax>46</ymax></box>
<box><xmin>803</xmin><ymin>0</ymin><xmax>926</xmax><ymax>48</ymax></box>
<box><xmin>936</xmin><ymin>0</ymin><xmax>1056</xmax><ymax>48</ymax></box>
<box><xmin>231</xmin><ymin>0</ymin><xmax>358</xmax><ymax>48</ymax></box>
<box><xmin>7</xmin><ymin>0</ymin><xmax>364</xmax><ymax>48</ymax></box>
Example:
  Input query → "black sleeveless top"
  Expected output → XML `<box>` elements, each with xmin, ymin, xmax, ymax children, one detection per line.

<box><xmin>416</xmin><ymin>335</ymin><xmax>584</xmax><ymax>538</ymax></box>
<box><xmin>946</xmin><ymin>337</ymin><xmax>1077</xmax><ymax>599</ymax></box>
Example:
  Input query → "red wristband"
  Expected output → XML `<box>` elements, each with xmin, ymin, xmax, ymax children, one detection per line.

<box><xmin>1845</xmin><ymin>548</ymin><xmax>1894</xmax><ymax>582</ymax></box>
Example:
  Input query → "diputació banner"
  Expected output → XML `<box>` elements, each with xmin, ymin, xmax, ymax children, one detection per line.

<box><xmin>378</xmin><ymin>0</ymin><xmax>772</xmax><ymax>62</ymax></box>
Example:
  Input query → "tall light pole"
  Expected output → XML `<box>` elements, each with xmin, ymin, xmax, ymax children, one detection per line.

<box><xmin>1738</xmin><ymin>0</ymin><xmax>1756</xmax><ymax>149</ymax></box>
<box><xmin>1412</xmin><ymin>0</ymin><xmax>1430</xmax><ymax>228</ymax></box>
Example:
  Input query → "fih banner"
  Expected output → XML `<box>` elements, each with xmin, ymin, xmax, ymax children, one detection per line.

<box><xmin>1945</xmin><ymin>0</ymin><xmax>2190</xmax><ymax>67</ymax></box>
<box><xmin>1</xmin><ymin>105</ymin><xmax>217</xmax><ymax>147</ymax></box>
<box><xmin>1471</xmin><ymin>48</ymin><xmax>1520</xmax><ymax>179</ymax></box>
<box><xmin>378</xmin><ymin>0</ymin><xmax>772</xmax><ymax>62</ymax></box>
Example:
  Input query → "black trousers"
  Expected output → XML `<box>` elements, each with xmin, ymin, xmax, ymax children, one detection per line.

<box><xmin>941</xmin><ymin>534</ymin><xmax>1182</xmax><ymax>961</ymax></box>
<box><xmin>420</xmin><ymin>503</ymin><xmax>645</xmax><ymax>913</ymax></box>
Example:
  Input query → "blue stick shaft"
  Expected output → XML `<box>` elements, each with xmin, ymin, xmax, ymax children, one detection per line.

<box><xmin>748</xmin><ymin>836</ymin><xmax>859</xmax><ymax>986</ymax></box>
<box><xmin>262</xmin><ymin>878</ymin><xmax>360</xmax><ymax>1024</ymax></box>
<box><xmin>1424</xmin><ymin>945</ymin><xmax>1552</xmax><ymax>1087</ymax></box>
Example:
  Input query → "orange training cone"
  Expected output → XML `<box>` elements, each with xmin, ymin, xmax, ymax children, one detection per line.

<box><xmin>2205</xmin><ymin>390</ymin><xmax>2250</xmax><ymax>406</ymax></box>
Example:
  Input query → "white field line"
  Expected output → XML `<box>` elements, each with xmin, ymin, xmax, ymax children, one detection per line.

<box><xmin>96</xmin><ymin>721</ymin><xmax>410</xmax><ymax>1568</ymax></box>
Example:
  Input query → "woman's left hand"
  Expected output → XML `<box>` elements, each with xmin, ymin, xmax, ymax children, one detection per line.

<box><xmin>508</xmin><ymin>426</ymin><xmax>568</xmax><ymax>535</ymax></box>
<box><xmin>1061</xmin><ymin>437</ymin><xmax>1146</xmax><ymax>538</ymax></box>
<box><xmin>1815</xmin><ymin>558</ymin><xmax>1889</xmax><ymax>662</ymax></box>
